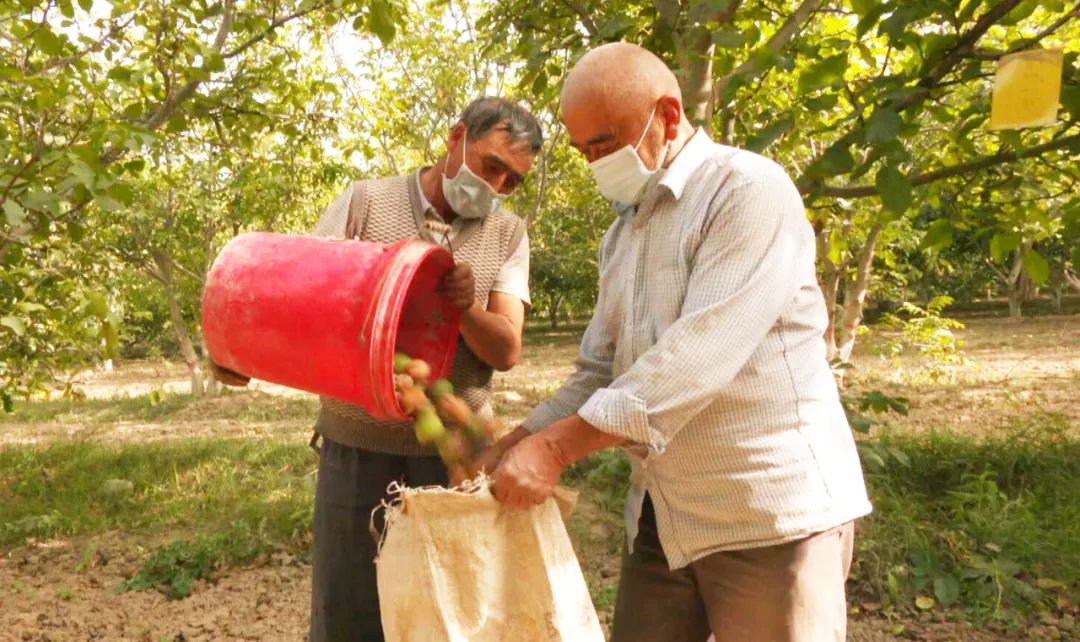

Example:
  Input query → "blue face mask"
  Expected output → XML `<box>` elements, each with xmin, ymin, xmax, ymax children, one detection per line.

<box><xmin>441</xmin><ymin>129</ymin><xmax>505</xmax><ymax>219</ymax></box>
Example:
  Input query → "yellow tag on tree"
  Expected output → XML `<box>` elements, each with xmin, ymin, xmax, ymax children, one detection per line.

<box><xmin>990</xmin><ymin>49</ymin><xmax>1064</xmax><ymax>130</ymax></box>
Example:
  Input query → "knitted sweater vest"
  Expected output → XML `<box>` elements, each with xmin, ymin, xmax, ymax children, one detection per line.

<box><xmin>314</xmin><ymin>171</ymin><xmax>525</xmax><ymax>455</ymax></box>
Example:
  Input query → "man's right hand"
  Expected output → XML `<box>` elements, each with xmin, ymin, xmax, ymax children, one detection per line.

<box><xmin>210</xmin><ymin>361</ymin><xmax>250</xmax><ymax>387</ymax></box>
<box><xmin>472</xmin><ymin>426</ymin><xmax>531</xmax><ymax>477</ymax></box>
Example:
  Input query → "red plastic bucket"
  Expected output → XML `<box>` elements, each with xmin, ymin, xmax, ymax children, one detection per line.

<box><xmin>201</xmin><ymin>232</ymin><xmax>460</xmax><ymax>421</ymax></box>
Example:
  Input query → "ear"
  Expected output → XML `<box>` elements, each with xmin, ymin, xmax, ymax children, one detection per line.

<box><xmin>446</xmin><ymin>122</ymin><xmax>466</xmax><ymax>152</ymax></box>
<box><xmin>658</xmin><ymin>96</ymin><xmax>682</xmax><ymax>141</ymax></box>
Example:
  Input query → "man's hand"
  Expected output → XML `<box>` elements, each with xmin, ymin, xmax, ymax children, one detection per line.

<box><xmin>491</xmin><ymin>432</ymin><xmax>568</xmax><ymax>509</ymax></box>
<box><xmin>210</xmin><ymin>361</ymin><xmax>250</xmax><ymax>387</ymax></box>
<box><xmin>471</xmin><ymin>426</ymin><xmax>530</xmax><ymax>476</ymax></box>
<box><xmin>440</xmin><ymin>262</ymin><xmax>476</xmax><ymax>310</ymax></box>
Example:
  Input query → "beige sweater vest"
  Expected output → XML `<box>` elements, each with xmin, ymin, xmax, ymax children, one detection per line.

<box><xmin>313</xmin><ymin>171</ymin><xmax>525</xmax><ymax>455</ymax></box>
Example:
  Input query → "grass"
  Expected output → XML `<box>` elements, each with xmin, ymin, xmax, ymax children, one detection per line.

<box><xmin>0</xmin><ymin>438</ymin><xmax>315</xmax><ymax>551</ymax></box>
<box><xmin>852</xmin><ymin>416</ymin><xmax>1080</xmax><ymax>622</ymax></box>
<box><xmin>0</xmin><ymin>390</ymin><xmax>319</xmax><ymax>425</ymax></box>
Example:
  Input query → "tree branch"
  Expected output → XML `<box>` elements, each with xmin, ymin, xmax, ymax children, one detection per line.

<box><xmin>816</xmin><ymin>132</ymin><xmax>1080</xmax><ymax>198</ymax></box>
<box><xmin>712</xmin><ymin>0</ymin><xmax>823</xmax><ymax>106</ymax></box>
<box><xmin>223</xmin><ymin>1</ymin><xmax>325</xmax><ymax>59</ymax></box>
<box><xmin>139</xmin><ymin>0</ymin><xmax>236</xmax><ymax>133</ymax></box>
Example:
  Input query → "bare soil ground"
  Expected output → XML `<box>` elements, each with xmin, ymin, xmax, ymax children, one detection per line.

<box><xmin>2</xmin><ymin>314</ymin><xmax>1078</xmax><ymax>641</ymax></box>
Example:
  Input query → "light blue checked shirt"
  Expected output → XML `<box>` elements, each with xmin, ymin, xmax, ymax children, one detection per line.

<box><xmin>523</xmin><ymin>129</ymin><xmax>872</xmax><ymax>569</ymax></box>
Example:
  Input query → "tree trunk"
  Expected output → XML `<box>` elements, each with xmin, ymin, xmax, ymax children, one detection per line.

<box><xmin>1005</xmin><ymin>249</ymin><xmax>1028</xmax><ymax>320</ymax></box>
<box><xmin>655</xmin><ymin>0</ymin><xmax>741</xmax><ymax>133</ymax></box>
<box><xmin>151</xmin><ymin>247</ymin><xmax>205</xmax><ymax>396</ymax></box>
<box><xmin>678</xmin><ymin>30</ymin><xmax>716</xmax><ymax>129</ymax></box>
<box><xmin>201</xmin><ymin>336</ymin><xmax>220</xmax><ymax>397</ymax></box>
<box><xmin>836</xmin><ymin>224</ymin><xmax>883</xmax><ymax>363</ymax></box>
<box><xmin>816</xmin><ymin>229</ymin><xmax>845</xmax><ymax>363</ymax></box>
<box><xmin>548</xmin><ymin>294</ymin><xmax>562</xmax><ymax>329</ymax></box>
<box><xmin>1065</xmin><ymin>265</ymin><xmax>1080</xmax><ymax>294</ymax></box>
<box><xmin>1053</xmin><ymin>287</ymin><xmax>1064</xmax><ymax>314</ymax></box>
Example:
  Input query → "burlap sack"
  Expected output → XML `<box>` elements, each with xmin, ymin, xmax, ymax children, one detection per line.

<box><xmin>374</xmin><ymin>479</ymin><xmax>605</xmax><ymax>642</ymax></box>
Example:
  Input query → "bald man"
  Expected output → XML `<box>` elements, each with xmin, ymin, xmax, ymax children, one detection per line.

<box><xmin>484</xmin><ymin>44</ymin><xmax>872</xmax><ymax>641</ymax></box>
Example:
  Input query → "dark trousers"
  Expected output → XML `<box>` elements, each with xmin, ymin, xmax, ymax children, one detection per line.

<box><xmin>612</xmin><ymin>496</ymin><xmax>855</xmax><ymax>642</ymax></box>
<box><xmin>309</xmin><ymin>438</ymin><xmax>448</xmax><ymax>642</ymax></box>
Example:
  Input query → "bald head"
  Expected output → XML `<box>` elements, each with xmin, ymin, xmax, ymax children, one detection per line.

<box><xmin>562</xmin><ymin>43</ymin><xmax>682</xmax><ymax>118</ymax></box>
<box><xmin>560</xmin><ymin>43</ymin><xmax>693</xmax><ymax>171</ymax></box>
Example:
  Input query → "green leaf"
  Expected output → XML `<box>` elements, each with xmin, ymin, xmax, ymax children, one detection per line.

<box><xmin>1071</xmin><ymin>245</ymin><xmax>1080</xmax><ymax>272</ymax></box>
<box><xmin>887</xmin><ymin>447</ymin><xmax>911</xmax><ymax>468</ymax></box>
<box><xmin>989</xmin><ymin>233</ymin><xmax>1021</xmax><ymax>262</ymax></box>
<box><xmin>745</xmin><ymin>116</ymin><xmax>794</xmax><ymax>152</ymax></box>
<box><xmin>711</xmin><ymin>31</ymin><xmax>748</xmax><ymax>48</ymax></box>
<box><xmin>856</xmin><ymin>3</ymin><xmax>889</xmax><ymax>37</ymax></box>
<box><xmin>124</xmin><ymin>159</ymin><xmax>146</xmax><ymax>174</ymax></box>
<box><xmin>934</xmin><ymin>576</ymin><xmax>960</xmax><ymax>608</ymax></box>
<box><xmin>1</xmin><ymin>316</ymin><xmax>26</xmax><ymax>336</ymax></box>
<box><xmin>1036</xmin><ymin>577</ymin><xmax>1069</xmax><ymax>591</ymax></box>
<box><xmin>850</xmin><ymin>413</ymin><xmax>872</xmax><ymax>434</ymax></box>
<box><xmin>599</xmin><ymin>16</ymin><xmax>634</xmax><ymax>39</ymax></box>
<box><xmin>876</xmin><ymin>165</ymin><xmax>913</xmax><ymax>214</ymax></box>
<box><xmin>15</xmin><ymin>302</ymin><xmax>47</xmax><ymax>314</ymax></box>
<box><xmin>858</xmin><ymin>444</ymin><xmax>885</xmax><ymax>469</ymax></box>
<box><xmin>31</xmin><ymin>28</ymin><xmax>65</xmax><ymax>56</ymax></box>
<box><xmin>808</xmin><ymin>142</ymin><xmax>854</xmax><ymax>178</ymax></box>
<box><xmin>921</xmin><ymin>219</ymin><xmax>954</xmax><ymax>253</ymax></box>
<box><xmin>827</xmin><ymin>227</ymin><xmax>847</xmax><ymax>264</ymax></box>
<box><xmin>798</xmin><ymin>54</ymin><xmax>848</xmax><ymax>93</ymax></box>
<box><xmin>103</xmin><ymin>319</ymin><xmax>120</xmax><ymax>358</ymax></box>
<box><xmin>78</xmin><ymin>0</ymin><xmax>93</xmax><ymax>11</ymax></box>
<box><xmin>1061</xmin><ymin>84</ymin><xmax>1080</xmax><ymax>120</ymax></box>
<box><xmin>708</xmin><ymin>0</ymin><xmax>735</xmax><ymax>10</ymax></box>
<box><xmin>87</xmin><ymin>292</ymin><xmax>109</xmax><ymax>319</ymax></box>
<box><xmin>1023</xmin><ymin>248</ymin><xmax>1050</xmax><ymax>285</ymax></box>
<box><xmin>865</xmin><ymin>110</ymin><xmax>902</xmax><ymax>144</ymax></box>
<box><xmin>70</xmin><ymin>160</ymin><xmax>98</xmax><ymax>189</ymax></box>
<box><xmin>67</xmin><ymin>219</ymin><xmax>87</xmax><ymax>242</ymax></box>
<box><xmin>3</xmin><ymin>200</ymin><xmax>26</xmax><ymax>226</ymax></box>
<box><xmin>1</xmin><ymin>389</ymin><xmax>12</xmax><ymax>413</ymax></box>
<box><xmin>367</xmin><ymin>0</ymin><xmax>396</xmax><ymax>45</ymax></box>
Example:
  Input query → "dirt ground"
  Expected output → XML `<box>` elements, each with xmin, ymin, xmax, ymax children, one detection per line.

<box><xmin>2</xmin><ymin>314</ymin><xmax>1078</xmax><ymax>641</ymax></box>
<box><xmin>1</xmin><ymin>534</ymin><xmax>1027</xmax><ymax>642</ymax></box>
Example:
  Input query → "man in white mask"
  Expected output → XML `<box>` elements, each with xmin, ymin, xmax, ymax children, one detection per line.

<box><xmin>213</xmin><ymin>97</ymin><xmax>541</xmax><ymax>641</ymax></box>
<box><xmin>485</xmin><ymin>44</ymin><xmax>872</xmax><ymax>641</ymax></box>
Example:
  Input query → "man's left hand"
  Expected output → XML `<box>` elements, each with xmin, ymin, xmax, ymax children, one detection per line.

<box><xmin>441</xmin><ymin>262</ymin><xmax>476</xmax><ymax>310</ymax></box>
<box><xmin>492</xmin><ymin>432</ymin><xmax>567</xmax><ymax>508</ymax></box>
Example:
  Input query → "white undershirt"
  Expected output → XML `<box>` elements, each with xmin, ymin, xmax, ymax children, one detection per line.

<box><xmin>415</xmin><ymin>172</ymin><xmax>531</xmax><ymax>306</ymax></box>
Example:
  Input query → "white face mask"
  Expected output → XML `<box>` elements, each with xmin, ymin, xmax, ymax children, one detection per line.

<box><xmin>588</xmin><ymin>103</ymin><xmax>669</xmax><ymax>206</ymax></box>
<box><xmin>441</xmin><ymin>129</ymin><xmax>505</xmax><ymax>219</ymax></box>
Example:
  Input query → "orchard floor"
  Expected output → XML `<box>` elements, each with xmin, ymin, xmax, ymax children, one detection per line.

<box><xmin>2</xmin><ymin>313</ymin><xmax>1079</xmax><ymax>641</ymax></box>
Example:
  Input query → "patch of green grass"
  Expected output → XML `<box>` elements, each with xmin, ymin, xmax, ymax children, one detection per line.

<box><xmin>0</xmin><ymin>438</ymin><xmax>315</xmax><ymax>550</ymax></box>
<box><xmin>0</xmin><ymin>391</ymin><xmax>319</xmax><ymax>425</ymax></box>
<box><xmin>564</xmin><ymin>449</ymin><xmax>631</xmax><ymax>515</ymax></box>
<box><xmin>122</xmin><ymin>522</ymin><xmax>278</xmax><ymax>599</ymax></box>
<box><xmin>854</xmin><ymin>420</ymin><xmax>1080</xmax><ymax>622</ymax></box>
<box><xmin>523</xmin><ymin>321</ymin><xmax>591</xmax><ymax>347</ymax></box>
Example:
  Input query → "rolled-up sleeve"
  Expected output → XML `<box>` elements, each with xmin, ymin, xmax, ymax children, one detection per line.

<box><xmin>576</xmin><ymin>175</ymin><xmax>811</xmax><ymax>452</ymax></box>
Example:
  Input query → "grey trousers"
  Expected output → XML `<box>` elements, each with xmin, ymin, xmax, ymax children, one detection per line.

<box><xmin>309</xmin><ymin>437</ymin><xmax>448</xmax><ymax>642</ymax></box>
<box><xmin>612</xmin><ymin>496</ymin><xmax>855</xmax><ymax>642</ymax></box>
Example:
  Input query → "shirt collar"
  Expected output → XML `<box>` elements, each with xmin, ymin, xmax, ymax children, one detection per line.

<box><xmin>657</xmin><ymin>127</ymin><xmax>712</xmax><ymax>201</ymax></box>
<box><xmin>414</xmin><ymin>168</ymin><xmax>437</xmax><ymax>216</ymax></box>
